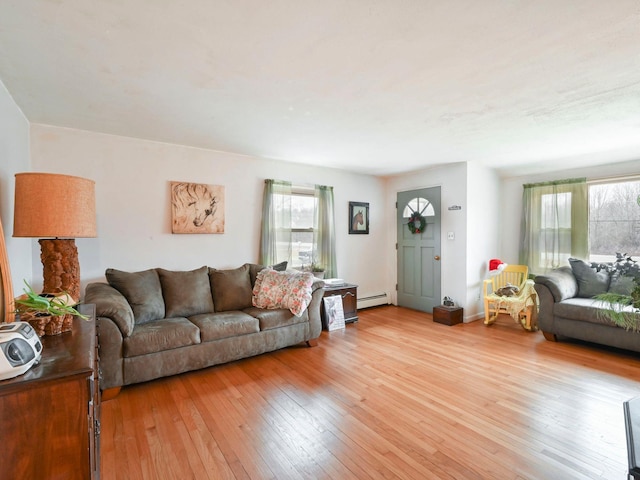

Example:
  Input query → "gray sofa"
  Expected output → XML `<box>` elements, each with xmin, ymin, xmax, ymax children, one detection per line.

<box><xmin>85</xmin><ymin>263</ymin><xmax>324</xmax><ymax>396</ymax></box>
<box><xmin>534</xmin><ymin>261</ymin><xmax>640</xmax><ymax>353</ymax></box>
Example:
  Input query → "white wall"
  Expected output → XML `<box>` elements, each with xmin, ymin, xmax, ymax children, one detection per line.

<box><xmin>0</xmin><ymin>79</ymin><xmax>31</xmax><ymax>295</ymax></box>
<box><xmin>384</xmin><ymin>162</ymin><xmax>471</xmax><ymax>318</ymax></box>
<box><xmin>29</xmin><ymin>124</ymin><xmax>389</xmax><ymax>300</ymax></box>
<box><xmin>383</xmin><ymin>161</ymin><xmax>500</xmax><ymax>322</ymax></box>
<box><xmin>500</xmin><ymin>158</ymin><xmax>640</xmax><ymax>265</ymax></box>
<box><xmin>466</xmin><ymin>162</ymin><xmax>500</xmax><ymax>320</ymax></box>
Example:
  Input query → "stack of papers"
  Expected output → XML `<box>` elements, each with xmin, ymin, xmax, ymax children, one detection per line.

<box><xmin>324</xmin><ymin>278</ymin><xmax>346</xmax><ymax>286</ymax></box>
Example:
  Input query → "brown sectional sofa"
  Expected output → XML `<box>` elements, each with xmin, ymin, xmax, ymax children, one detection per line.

<box><xmin>84</xmin><ymin>263</ymin><xmax>324</xmax><ymax>396</ymax></box>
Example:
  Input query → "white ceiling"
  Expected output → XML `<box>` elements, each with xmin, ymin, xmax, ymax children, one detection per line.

<box><xmin>1</xmin><ymin>1</ymin><xmax>640</xmax><ymax>176</ymax></box>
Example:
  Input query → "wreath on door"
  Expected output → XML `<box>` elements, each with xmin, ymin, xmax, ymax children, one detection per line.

<box><xmin>408</xmin><ymin>211</ymin><xmax>426</xmax><ymax>234</ymax></box>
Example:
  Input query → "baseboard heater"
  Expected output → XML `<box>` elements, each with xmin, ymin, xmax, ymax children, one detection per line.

<box><xmin>357</xmin><ymin>293</ymin><xmax>389</xmax><ymax>309</ymax></box>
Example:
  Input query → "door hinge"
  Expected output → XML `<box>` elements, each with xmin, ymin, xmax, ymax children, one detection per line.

<box><xmin>395</xmin><ymin>283</ymin><xmax>398</xmax><ymax>291</ymax></box>
<box><xmin>395</xmin><ymin>201</ymin><xmax>397</xmax><ymax>209</ymax></box>
<box><xmin>395</xmin><ymin>242</ymin><xmax>398</xmax><ymax>250</ymax></box>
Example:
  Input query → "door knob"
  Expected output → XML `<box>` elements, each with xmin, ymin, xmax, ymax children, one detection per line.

<box><xmin>434</xmin><ymin>255</ymin><xmax>441</xmax><ymax>261</ymax></box>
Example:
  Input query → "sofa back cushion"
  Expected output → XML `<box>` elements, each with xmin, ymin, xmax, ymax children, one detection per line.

<box><xmin>569</xmin><ymin>258</ymin><xmax>610</xmax><ymax>298</ymax></box>
<box><xmin>106</xmin><ymin>268</ymin><xmax>165</xmax><ymax>323</ymax></box>
<box><xmin>158</xmin><ymin>266</ymin><xmax>214</xmax><ymax>318</ymax></box>
<box><xmin>209</xmin><ymin>263</ymin><xmax>253</xmax><ymax>311</ymax></box>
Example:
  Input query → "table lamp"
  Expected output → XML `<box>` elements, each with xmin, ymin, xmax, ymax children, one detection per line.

<box><xmin>13</xmin><ymin>172</ymin><xmax>96</xmax><ymax>302</ymax></box>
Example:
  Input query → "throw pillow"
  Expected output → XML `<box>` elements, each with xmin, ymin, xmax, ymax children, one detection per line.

<box><xmin>568</xmin><ymin>258</ymin><xmax>610</xmax><ymax>298</ymax></box>
<box><xmin>106</xmin><ymin>268</ymin><xmax>165</xmax><ymax>323</ymax></box>
<box><xmin>209</xmin><ymin>263</ymin><xmax>253</xmax><ymax>311</ymax></box>
<box><xmin>252</xmin><ymin>269</ymin><xmax>314</xmax><ymax>317</ymax></box>
<box><xmin>157</xmin><ymin>266</ymin><xmax>214</xmax><ymax>318</ymax></box>
<box><xmin>249</xmin><ymin>261</ymin><xmax>288</xmax><ymax>286</ymax></box>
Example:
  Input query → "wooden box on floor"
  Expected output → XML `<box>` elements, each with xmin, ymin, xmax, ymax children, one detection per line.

<box><xmin>433</xmin><ymin>305</ymin><xmax>463</xmax><ymax>325</ymax></box>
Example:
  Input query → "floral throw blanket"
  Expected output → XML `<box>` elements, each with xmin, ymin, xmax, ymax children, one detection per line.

<box><xmin>252</xmin><ymin>269</ymin><xmax>314</xmax><ymax>317</ymax></box>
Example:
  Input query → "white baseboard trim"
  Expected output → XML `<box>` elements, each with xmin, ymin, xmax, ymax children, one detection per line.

<box><xmin>358</xmin><ymin>292</ymin><xmax>390</xmax><ymax>309</ymax></box>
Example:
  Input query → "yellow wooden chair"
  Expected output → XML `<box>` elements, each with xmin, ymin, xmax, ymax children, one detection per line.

<box><xmin>483</xmin><ymin>264</ymin><xmax>538</xmax><ymax>331</ymax></box>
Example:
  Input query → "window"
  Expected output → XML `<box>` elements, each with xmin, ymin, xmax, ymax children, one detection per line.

<box><xmin>259</xmin><ymin>180</ymin><xmax>337</xmax><ymax>277</ymax></box>
<box><xmin>291</xmin><ymin>189</ymin><xmax>317</xmax><ymax>269</ymax></box>
<box><xmin>520</xmin><ymin>179</ymin><xmax>588</xmax><ymax>274</ymax></box>
<box><xmin>521</xmin><ymin>177</ymin><xmax>640</xmax><ymax>274</ymax></box>
<box><xmin>539</xmin><ymin>191</ymin><xmax>572</xmax><ymax>267</ymax></box>
<box><xmin>402</xmin><ymin>197</ymin><xmax>435</xmax><ymax>218</ymax></box>
<box><xmin>589</xmin><ymin>179</ymin><xmax>640</xmax><ymax>263</ymax></box>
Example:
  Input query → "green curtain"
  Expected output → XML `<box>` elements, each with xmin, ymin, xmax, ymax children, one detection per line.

<box><xmin>314</xmin><ymin>184</ymin><xmax>337</xmax><ymax>278</ymax></box>
<box><xmin>259</xmin><ymin>179</ymin><xmax>292</xmax><ymax>266</ymax></box>
<box><xmin>519</xmin><ymin>178</ymin><xmax>588</xmax><ymax>274</ymax></box>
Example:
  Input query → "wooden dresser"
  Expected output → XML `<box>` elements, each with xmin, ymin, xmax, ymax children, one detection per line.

<box><xmin>0</xmin><ymin>305</ymin><xmax>100</xmax><ymax>480</ymax></box>
<box><xmin>321</xmin><ymin>283</ymin><xmax>358</xmax><ymax>329</ymax></box>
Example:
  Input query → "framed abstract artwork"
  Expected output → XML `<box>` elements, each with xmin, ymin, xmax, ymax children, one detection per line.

<box><xmin>349</xmin><ymin>201</ymin><xmax>369</xmax><ymax>234</ymax></box>
<box><xmin>171</xmin><ymin>181</ymin><xmax>225</xmax><ymax>234</ymax></box>
<box><xmin>324</xmin><ymin>294</ymin><xmax>346</xmax><ymax>331</ymax></box>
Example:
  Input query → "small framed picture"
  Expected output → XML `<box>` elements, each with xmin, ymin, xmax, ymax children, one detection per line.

<box><xmin>349</xmin><ymin>201</ymin><xmax>369</xmax><ymax>234</ymax></box>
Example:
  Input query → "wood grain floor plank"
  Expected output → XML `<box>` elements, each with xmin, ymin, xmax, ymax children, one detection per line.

<box><xmin>101</xmin><ymin>306</ymin><xmax>640</xmax><ymax>479</ymax></box>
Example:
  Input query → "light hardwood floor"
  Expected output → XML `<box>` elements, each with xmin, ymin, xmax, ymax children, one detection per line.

<box><xmin>100</xmin><ymin>306</ymin><xmax>640</xmax><ymax>479</ymax></box>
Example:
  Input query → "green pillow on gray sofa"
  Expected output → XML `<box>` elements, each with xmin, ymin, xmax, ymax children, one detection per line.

<box><xmin>106</xmin><ymin>268</ymin><xmax>165</xmax><ymax>323</ymax></box>
<box><xmin>158</xmin><ymin>266</ymin><xmax>214</xmax><ymax>317</ymax></box>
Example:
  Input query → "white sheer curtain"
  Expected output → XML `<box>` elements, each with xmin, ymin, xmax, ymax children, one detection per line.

<box><xmin>259</xmin><ymin>179</ymin><xmax>292</xmax><ymax>267</ymax></box>
<box><xmin>314</xmin><ymin>184</ymin><xmax>337</xmax><ymax>278</ymax></box>
<box><xmin>519</xmin><ymin>178</ymin><xmax>588</xmax><ymax>275</ymax></box>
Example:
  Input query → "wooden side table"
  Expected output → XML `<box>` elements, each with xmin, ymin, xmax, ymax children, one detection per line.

<box><xmin>0</xmin><ymin>305</ymin><xmax>100</xmax><ymax>479</ymax></box>
<box><xmin>320</xmin><ymin>283</ymin><xmax>358</xmax><ymax>329</ymax></box>
<box><xmin>433</xmin><ymin>305</ymin><xmax>463</xmax><ymax>325</ymax></box>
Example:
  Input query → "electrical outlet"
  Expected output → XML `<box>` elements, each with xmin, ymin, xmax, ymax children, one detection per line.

<box><xmin>447</xmin><ymin>231</ymin><xmax>455</xmax><ymax>240</ymax></box>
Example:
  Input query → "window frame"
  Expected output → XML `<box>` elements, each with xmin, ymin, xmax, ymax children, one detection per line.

<box><xmin>290</xmin><ymin>186</ymin><xmax>316</xmax><ymax>269</ymax></box>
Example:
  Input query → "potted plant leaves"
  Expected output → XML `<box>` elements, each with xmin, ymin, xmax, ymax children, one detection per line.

<box><xmin>14</xmin><ymin>280</ymin><xmax>88</xmax><ymax>336</ymax></box>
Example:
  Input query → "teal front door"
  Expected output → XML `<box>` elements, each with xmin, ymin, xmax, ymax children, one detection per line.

<box><xmin>397</xmin><ymin>187</ymin><xmax>441</xmax><ymax>312</ymax></box>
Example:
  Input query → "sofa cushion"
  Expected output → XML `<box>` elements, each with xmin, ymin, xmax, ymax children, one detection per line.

<box><xmin>189</xmin><ymin>311</ymin><xmax>259</xmax><ymax>342</ymax></box>
<box><xmin>123</xmin><ymin>317</ymin><xmax>201</xmax><ymax>357</ymax></box>
<box><xmin>569</xmin><ymin>258</ymin><xmax>610</xmax><ymax>298</ymax></box>
<box><xmin>555</xmin><ymin>297</ymin><xmax>637</xmax><ymax>327</ymax></box>
<box><xmin>158</xmin><ymin>266</ymin><xmax>214</xmax><ymax>317</ymax></box>
<box><xmin>106</xmin><ymin>268</ymin><xmax>165</xmax><ymax>324</ymax></box>
<box><xmin>209</xmin><ymin>263</ymin><xmax>253</xmax><ymax>311</ymax></box>
<box><xmin>244</xmin><ymin>306</ymin><xmax>309</xmax><ymax>331</ymax></box>
<box><xmin>252</xmin><ymin>269</ymin><xmax>314</xmax><ymax>317</ymax></box>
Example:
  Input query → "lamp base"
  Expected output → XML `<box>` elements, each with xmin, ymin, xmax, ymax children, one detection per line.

<box><xmin>39</xmin><ymin>239</ymin><xmax>80</xmax><ymax>301</ymax></box>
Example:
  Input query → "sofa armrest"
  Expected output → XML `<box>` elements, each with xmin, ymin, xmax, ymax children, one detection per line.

<box><xmin>307</xmin><ymin>281</ymin><xmax>325</xmax><ymax>339</ymax></box>
<box><xmin>96</xmin><ymin>316</ymin><xmax>125</xmax><ymax>390</ymax></box>
<box><xmin>85</xmin><ymin>282</ymin><xmax>135</xmax><ymax>337</ymax></box>
<box><xmin>311</xmin><ymin>279</ymin><xmax>325</xmax><ymax>293</ymax></box>
<box><xmin>534</xmin><ymin>266</ymin><xmax>578</xmax><ymax>302</ymax></box>
<box><xmin>534</xmin><ymin>282</ymin><xmax>556</xmax><ymax>332</ymax></box>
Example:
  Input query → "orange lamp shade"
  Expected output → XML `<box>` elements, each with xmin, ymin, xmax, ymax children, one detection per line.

<box><xmin>13</xmin><ymin>172</ymin><xmax>97</xmax><ymax>238</ymax></box>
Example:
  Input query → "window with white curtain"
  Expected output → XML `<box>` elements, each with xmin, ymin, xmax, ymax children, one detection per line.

<box><xmin>259</xmin><ymin>180</ymin><xmax>337</xmax><ymax>277</ymax></box>
<box><xmin>519</xmin><ymin>178</ymin><xmax>588</xmax><ymax>274</ymax></box>
<box><xmin>520</xmin><ymin>177</ymin><xmax>640</xmax><ymax>274</ymax></box>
